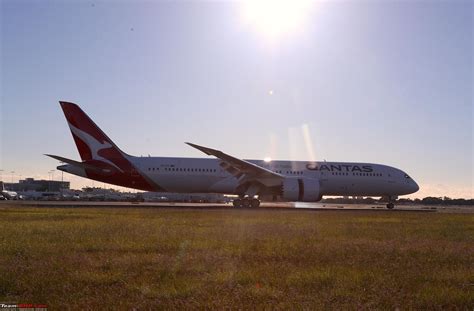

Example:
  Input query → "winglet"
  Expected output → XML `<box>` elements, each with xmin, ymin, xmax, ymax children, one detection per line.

<box><xmin>185</xmin><ymin>142</ymin><xmax>214</xmax><ymax>156</ymax></box>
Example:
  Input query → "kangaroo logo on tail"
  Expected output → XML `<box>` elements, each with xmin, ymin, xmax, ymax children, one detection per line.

<box><xmin>60</xmin><ymin>101</ymin><xmax>129</xmax><ymax>171</ymax></box>
<box><xmin>47</xmin><ymin>101</ymin><xmax>163</xmax><ymax>192</ymax></box>
<box><xmin>67</xmin><ymin>123</ymin><xmax>123</xmax><ymax>172</ymax></box>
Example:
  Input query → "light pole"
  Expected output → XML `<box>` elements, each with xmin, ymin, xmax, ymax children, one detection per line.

<box><xmin>48</xmin><ymin>170</ymin><xmax>55</xmax><ymax>192</ymax></box>
<box><xmin>49</xmin><ymin>170</ymin><xmax>55</xmax><ymax>181</ymax></box>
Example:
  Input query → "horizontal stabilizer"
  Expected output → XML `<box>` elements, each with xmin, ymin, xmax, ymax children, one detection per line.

<box><xmin>44</xmin><ymin>154</ymin><xmax>108</xmax><ymax>173</ymax></box>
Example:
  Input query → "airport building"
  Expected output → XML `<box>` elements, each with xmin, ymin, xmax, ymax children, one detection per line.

<box><xmin>2</xmin><ymin>178</ymin><xmax>70</xmax><ymax>192</ymax></box>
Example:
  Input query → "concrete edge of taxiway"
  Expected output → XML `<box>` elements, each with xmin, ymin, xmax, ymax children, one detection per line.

<box><xmin>0</xmin><ymin>200</ymin><xmax>445</xmax><ymax>212</ymax></box>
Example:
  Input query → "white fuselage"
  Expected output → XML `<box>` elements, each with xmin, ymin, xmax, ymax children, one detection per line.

<box><xmin>61</xmin><ymin>156</ymin><xmax>418</xmax><ymax>197</ymax></box>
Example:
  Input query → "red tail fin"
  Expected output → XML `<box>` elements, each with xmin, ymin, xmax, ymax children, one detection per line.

<box><xmin>59</xmin><ymin>101</ymin><xmax>125</xmax><ymax>162</ymax></box>
<box><xmin>57</xmin><ymin>101</ymin><xmax>161</xmax><ymax>192</ymax></box>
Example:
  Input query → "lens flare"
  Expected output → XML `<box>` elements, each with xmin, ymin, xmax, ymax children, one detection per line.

<box><xmin>242</xmin><ymin>0</ymin><xmax>313</xmax><ymax>39</ymax></box>
<box><xmin>301</xmin><ymin>123</ymin><xmax>316</xmax><ymax>162</ymax></box>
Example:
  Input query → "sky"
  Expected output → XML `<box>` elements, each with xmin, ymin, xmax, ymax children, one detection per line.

<box><xmin>1</xmin><ymin>0</ymin><xmax>472</xmax><ymax>198</ymax></box>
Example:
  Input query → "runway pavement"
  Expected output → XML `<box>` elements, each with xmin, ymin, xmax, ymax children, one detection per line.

<box><xmin>2</xmin><ymin>200</ymin><xmax>471</xmax><ymax>213</ymax></box>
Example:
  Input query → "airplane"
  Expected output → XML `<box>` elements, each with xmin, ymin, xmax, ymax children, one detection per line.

<box><xmin>0</xmin><ymin>181</ymin><xmax>19</xmax><ymax>200</ymax></box>
<box><xmin>46</xmin><ymin>101</ymin><xmax>419</xmax><ymax>209</ymax></box>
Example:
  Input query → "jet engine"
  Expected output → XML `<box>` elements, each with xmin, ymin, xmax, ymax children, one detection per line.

<box><xmin>281</xmin><ymin>177</ymin><xmax>322</xmax><ymax>202</ymax></box>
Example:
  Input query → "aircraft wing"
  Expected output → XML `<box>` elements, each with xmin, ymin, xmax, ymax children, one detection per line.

<box><xmin>186</xmin><ymin>142</ymin><xmax>284</xmax><ymax>187</ymax></box>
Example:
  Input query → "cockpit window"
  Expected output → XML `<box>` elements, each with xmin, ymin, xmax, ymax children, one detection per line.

<box><xmin>404</xmin><ymin>174</ymin><xmax>411</xmax><ymax>179</ymax></box>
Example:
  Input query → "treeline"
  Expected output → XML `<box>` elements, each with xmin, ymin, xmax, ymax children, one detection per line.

<box><xmin>321</xmin><ymin>196</ymin><xmax>474</xmax><ymax>206</ymax></box>
<box><xmin>405</xmin><ymin>196</ymin><xmax>473</xmax><ymax>206</ymax></box>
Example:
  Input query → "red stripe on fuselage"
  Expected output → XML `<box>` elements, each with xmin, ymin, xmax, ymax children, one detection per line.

<box><xmin>84</xmin><ymin>162</ymin><xmax>157</xmax><ymax>191</ymax></box>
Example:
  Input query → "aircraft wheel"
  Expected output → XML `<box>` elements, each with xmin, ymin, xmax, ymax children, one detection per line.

<box><xmin>241</xmin><ymin>198</ymin><xmax>251</xmax><ymax>208</ymax></box>
<box><xmin>250</xmin><ymin>198</ymin><xmax>260</xmax><ymax>208</ymax></box>
<box><xmin>233</xmin><ymin>199</ymin><xmax>242</xmax><ymax>208</ymax></box>
<box><xmin>386</xmin><ymin>203</ymin><xmax>395</xmax><ymax>209</ymax></box>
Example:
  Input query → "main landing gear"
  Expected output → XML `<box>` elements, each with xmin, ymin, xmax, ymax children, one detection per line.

<box><xmin>386</xmin><ymin>196</ymin><xmax>396</xmax><ymax>209</ymax></box>
<box><xmin>233</xmin><ymin>197</ymin><xmax>260</xmax><ymax>208</ymax></box>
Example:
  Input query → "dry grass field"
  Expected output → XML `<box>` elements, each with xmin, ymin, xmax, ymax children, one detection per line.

<box><xmin>0</xmin><ymin>205</ymin><xmax>472</xmax><ymax>309</ymax></box>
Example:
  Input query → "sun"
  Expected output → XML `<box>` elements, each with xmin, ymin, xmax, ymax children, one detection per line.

<box><xmin>242</xmin><ymin>0</ymin><xmax>312</xmax><ymax>39</ymax></box>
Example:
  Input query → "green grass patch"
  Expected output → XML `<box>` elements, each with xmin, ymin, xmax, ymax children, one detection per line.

<box><xmin>0</xmin><ymin>207</ymin><xmax>472</xmax><ymax>308</ymax></box>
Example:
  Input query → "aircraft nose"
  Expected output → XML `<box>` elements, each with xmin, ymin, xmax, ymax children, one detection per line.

<box><xmin>412</xmin><ymin>180</ymin><xmax>419</xmax><ymax>193</ymax></box>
